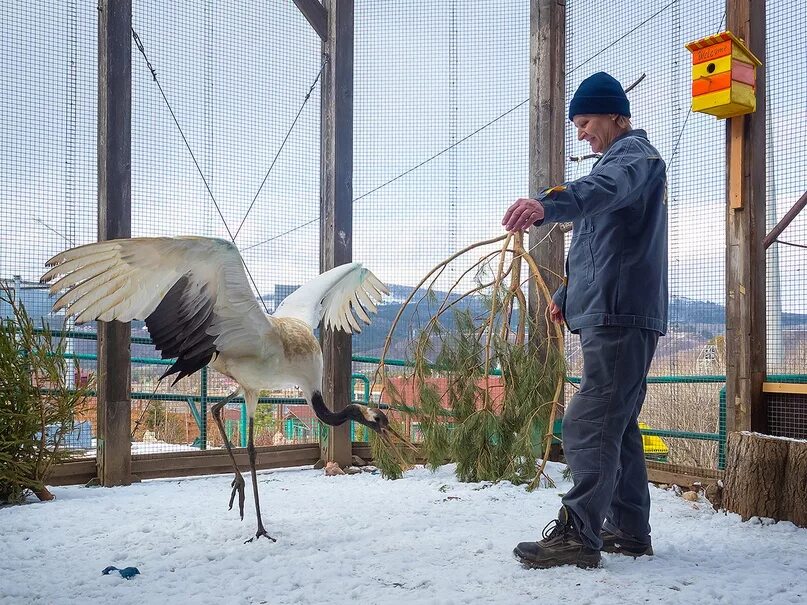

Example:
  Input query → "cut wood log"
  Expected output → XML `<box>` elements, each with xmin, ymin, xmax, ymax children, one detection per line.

<box><xmin>723</xmin><ymin>431</ymin><xmax>807</xmax><ymax>527</ymax></box>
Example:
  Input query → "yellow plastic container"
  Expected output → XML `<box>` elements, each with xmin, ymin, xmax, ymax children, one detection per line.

<box><xmin>638</xmin><ymin>422</ymin><xmax>669</xmax><ymax>456</ymax></box>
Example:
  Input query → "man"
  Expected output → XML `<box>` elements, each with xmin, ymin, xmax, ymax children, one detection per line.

<box><xmin>502</xmin><ymin>72</ymin><xmax>668</xmax><ymax>569</ymax></box>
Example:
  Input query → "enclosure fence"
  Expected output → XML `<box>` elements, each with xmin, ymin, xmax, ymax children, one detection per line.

<box><xmin>1</xmin><ymin>0</ymin><xmax>805</xmax><ymax>480</ymax></box>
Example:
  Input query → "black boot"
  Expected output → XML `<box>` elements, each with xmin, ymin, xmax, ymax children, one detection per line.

<box><xmin>514</xmin><ymin>507</ymin><xmax>601</xmax><ymax>569</ymax></box>
<box><xmin>600</xmin><ymin>528</ymin><xmax>653</xmax><ymax>557</ymax></box>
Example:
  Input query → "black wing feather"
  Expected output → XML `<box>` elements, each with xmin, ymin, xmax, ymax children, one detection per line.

<box><xmin>145</xmin><ymin>274</ymin><xmax>218</xmax><ymax>385</ymax></box>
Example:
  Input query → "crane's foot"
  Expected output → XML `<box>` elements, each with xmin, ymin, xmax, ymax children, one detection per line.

<box><xmin>245</xmin><ymin>522</ymin><xmax>276</xmax><ymax>544</ymax></box>
<box><xmin>228</xmin><ymin>472</ymin><xmax>246</xmax><ymax>520</ymax></box>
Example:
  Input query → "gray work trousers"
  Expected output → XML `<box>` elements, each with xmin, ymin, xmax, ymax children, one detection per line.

<box><xmin>561</xmin><ymin>325</ymin><xmax>659</xmax><ymax>550</ymax></box>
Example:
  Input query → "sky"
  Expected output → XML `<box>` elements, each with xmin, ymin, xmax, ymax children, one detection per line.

<box><xmin>1</xmin><ymin>0</ymin><xmax>805</xmax><ymax>315</ymax></box>
<box><xmin>2</xmin><ymin>462</ymin><xmax>807</xmax><ymax>604</ymax></box>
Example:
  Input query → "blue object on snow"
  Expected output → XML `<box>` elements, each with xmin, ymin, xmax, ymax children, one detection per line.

<box><xmin>102</xmin><ymin>566</ymin><xmax>140</xmax><ymax>579</ymax></box>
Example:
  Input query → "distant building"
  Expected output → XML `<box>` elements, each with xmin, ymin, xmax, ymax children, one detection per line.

<box><xmin>0</xmin><ymin>277</ymin><xmax>58</xmax><ymax>323</ymax></box>
<box><xmin>271</xmin><ymin>284</ymin><xmax>299</xmax><ymax>312</ymax></box>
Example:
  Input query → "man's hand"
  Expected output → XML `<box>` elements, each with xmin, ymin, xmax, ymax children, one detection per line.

<box><xmin>502</xmin><ymin>198</ymin><xmax>545</xmax><ymax>233</ymax></box>
<box><xmin>549</xmin><ymin>302</ymin><xmax>564</xmax><ymax>324</ymax></box>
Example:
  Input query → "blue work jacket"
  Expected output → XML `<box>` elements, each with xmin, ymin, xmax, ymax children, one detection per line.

<box><xmin>538</xmin><ymin>129</ymin><xmax>668</xmax><ymax>335</ymax></box>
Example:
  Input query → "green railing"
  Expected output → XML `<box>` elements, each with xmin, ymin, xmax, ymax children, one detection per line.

<box><xmin>352</xmin><ymin>354</ymin><xmax>807</xmax><ymax>470</ymax></box>
<box><xmin>37</xmin><ymin>331</ymin><xmax>807</xmax><ymax>467</ymax></box>
<box><xmin>47</xmin><ymin>330</ymin><xmax>373</xmax><ymax>449</ymax></box>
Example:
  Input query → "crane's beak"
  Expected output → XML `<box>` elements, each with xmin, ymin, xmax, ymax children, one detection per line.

<box><xmin>378</xmin><ymin>425</ymin><xmax>418</xmax><ymax>453</ymax></box>
<box><xmin>377</xmin><ymin>427</ymin><xmax>391</xmax><ymax>446</ymax></box>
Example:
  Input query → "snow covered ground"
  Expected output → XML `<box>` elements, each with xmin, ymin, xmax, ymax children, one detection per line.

<box><xmin>2</xmin><ymin>463</ymin><xmax>806</xmax><ymax>605</ymax></box>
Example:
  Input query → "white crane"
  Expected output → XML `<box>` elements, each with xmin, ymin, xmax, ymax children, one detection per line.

<box><xmin>41</xmin><ymin>236</ymin><xmax>395</xmax><ymax>542</ymax></box>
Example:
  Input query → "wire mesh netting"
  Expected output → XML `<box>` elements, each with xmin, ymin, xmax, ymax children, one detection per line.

<box><xmin>128</xmin><ymin>1</ymin><xmax>322</xmax><ymax>456</ymax></box>
<box><xmin>766</xmin><ymin>0</ymin><xmax>807</xmax><ymax>379</ymax></box>
<box><xmin>2</xmin><ymin>1</ymin><xmax>805</xmax><ymax>471</ymax></box>
<box><xmin>352</xmin><ymin>0</ymin><xmax>530</xmax><ymax>428</ymax></box>
<box><xmin>767</xmin><ymin>391</ymin><xmax>807</xmax><ymax>440</ymax></box>
<box><xmin>1</xmin><ymin>1</ymin><xmax>99</xmax><ymax>452</ymax></box>
<box><xmin>1</xmin><ymin>2</ymin><xmax>324</xmax><ymax>458</ymax></box>
<box><xmin>564</xmin><ymin>0</ymin><xmax>729</xmax><ymax>468</ymax></box>
<box><xmin>351</xmin><ymin>0</ymin><xmax>732</xmax><ymax>468</ymax></box>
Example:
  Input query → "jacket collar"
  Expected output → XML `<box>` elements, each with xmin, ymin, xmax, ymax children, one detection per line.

<box><xmin>609</xmin><ymin>128</ymin><xmax>647</xmax><ymax>148</ymax></box>
<box><xmin>592</xmin><ymin>129</ymin><xmax>647</xmax><ymax>168</ymax></box>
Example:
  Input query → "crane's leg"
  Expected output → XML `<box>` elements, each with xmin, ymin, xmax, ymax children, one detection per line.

<box><xmin>210</xmin><ymin>390</ymin><xmax>246</xmax><ymax>520</ymax></box>
<box><xmin>245</xmin><ymin>415</ymin><xmax>276</xmax><ymax>543</ymax></box>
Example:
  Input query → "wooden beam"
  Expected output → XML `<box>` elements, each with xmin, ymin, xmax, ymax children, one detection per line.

<box><xmin>97</xmin><ymin>0</ymin><xmax>132</xmax><ymax>487</ymax></box>
<box><xmin>645</xmin><ymin>462</ymin><xmax>723</xmax><ymax>489</ymax></box>
<box><xmin>351</xmin><ymin>443</ymin><xmax>432</xmax><ymax>466</ymax></box>
<box><xmin>49</xmin><ymin>444</ymin><xmax>322</xmax><ymax>486</ymax></box>
<box><xmin>725</xmin><ymin>0</ymin><xmax>766</xmax><ymax>434</ymax></box>
<box><xmin>131</xmin><ymin>444</ymin><xmax>320</xmax><ymax>480</ymax></box>
<box><xmin>528</xmin><ymin>0</ymin><xmax>566</xmax><ymax>340</ymax></box>
<box><xmin>319</xmin><ymin>0</ymin><xmax>353</xmax><ymax>467</ymax></box>
<box><xmin>529</xmin><ymin>0</ymin><xmax>566</xmax><ymax>450</ymax></box>
<box><xmin>49</xmin><ymin>447</ymin><xmax>730</xmax><ymax>489</ymax></box>
<box><xmin>728</xmin><ymin>117</ymin><xmax>744</xmax><ymax>209</ymax></box>
<box><xmin>763</xmin><ymin>190</ymin><xmax>807</xmax><ymax>249</ymax></box>
<box><xmin>48</xmin><ymin>458</ymin><xmax>98</xmax><ymax>486</ymax></box>
<box><xmin>763</xmin><ymin>382</ymin><xmax>807</xmax><ymax>395</ymax></box>
<box><xmin>647</xmin><ymin>461</ymin><xmax>724</xmax><ymax>488</ymax></box>
<box><xmin>293</xmin><ymin>0</ymin><xmax>328</xmax><ymax>42</ymax></box>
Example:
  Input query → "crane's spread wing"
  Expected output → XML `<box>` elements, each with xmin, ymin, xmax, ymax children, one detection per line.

<box><xmin>41</xmin><ymin>236</ymin><xmax>273</xmax><ymax>384</ymax></box>
<box><xmin>272</xmin><ymin>262</ymin><xmax>389</xmax><ymax>333</ymax></box>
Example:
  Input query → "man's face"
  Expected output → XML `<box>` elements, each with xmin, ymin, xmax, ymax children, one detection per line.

<box><xmin>572</xmin><ymin>114</ymin><xmax>620</xmax><ymax>154</ymax></box>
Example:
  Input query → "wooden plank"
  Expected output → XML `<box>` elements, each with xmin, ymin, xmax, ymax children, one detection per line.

<box><xmin>646</xmin><ymin>463</ymin><xmax>724</xmax><ymax>489</ymax></box>
<box><xmin>724</xmin><ymin>0</ymin><xmax>766</xmax><ymax>435</ymax></box>
<box><xmin>351</xmin><ymin>443</ymin><xmax>433</xmax><ymax>466</ymax></box>
<box><xmin>293</xmin><ymin>0</ymin><xmax>328</xmax><ymax>42</ymax></box>
<box><xmin>132</xmin><ymin>447</ymin><xmax>320</xmax><ymax>471</ymax></box>
<box><xmin>763</xmin><ymin>382</ymin><xmax>807</xmax><ymax>395</ymax></box>
<box><xmin>97</xmin><ymin>0</ymin><xmax>132</xmax><ymax>487</ymax></box>
<box><xmin>132</xmin><ymin>449</ymin><xmax>320</xmax><ymax>480</ymax></box>
<box><xmin>51</xmin><ymin>450</ymin><xmax>726</xmax><ymax>489</ymax></box>
<box><xmin>49</xmin><ymin>446</ymin><xmax>322</xmax><ymax>486</ymax></box>
<box><xmin>133</xmin><ymin>457</ymin><xmax>319</xmax><ymax>480</ymax></box>
<box><xmin>49</xmin><ymin>459</ymin><xmax>98</xmax><ymax>486</ymax></box>
<box><xmin>728</xmin><ymin>117</ymin><xmax>743</xmax><ymax>209</ymax></box>
<box><xmin>319</xmin><ymin>0</ymin><xmax>354</xmax><ymax>468</ymax></box>
<box><xmin>352</xmin><ymin>443</ymin><xmax>372</xmax><ymax>461</ymax></box>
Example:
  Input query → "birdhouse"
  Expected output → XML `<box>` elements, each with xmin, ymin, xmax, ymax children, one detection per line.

<box><xmin>685</xmin><ymin>31</ymin><xmax>762</xmax><ymax>119</ymax></box>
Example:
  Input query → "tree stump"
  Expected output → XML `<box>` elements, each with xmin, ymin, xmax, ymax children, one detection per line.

<box><xmin>723</xmin><ymin>431</ymin><xmax>807</xmax><ymax>527</ymax></box>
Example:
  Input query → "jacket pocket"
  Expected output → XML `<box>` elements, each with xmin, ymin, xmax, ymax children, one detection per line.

<box><xmin>585</xmin><ymin>236</ymin><xmax>595</xmax><ymax>284</ymax></box>
<box><xmin>569</xmin><ymin>234</ymin><xmax>596</xmax><ymax>285</ymax></box>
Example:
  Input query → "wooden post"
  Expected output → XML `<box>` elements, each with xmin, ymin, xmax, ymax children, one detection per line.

<box><xmin>725</xmin><ymin>0</ymin><xmax>766</xmax><ymax>434</ymax></box>
<box><xmin>319</xmin><ymin>0</ymin><xmax>353</xmax><ymax>467</ymax></box>
<box><xmin>97</xmin><ymin>0</ymin><xmax>132</xmax><ymax>486</ymax></box>
<box><xmin>529</xmin><ymin>0</ymin><xmax>566</xmax><ymax>435</ymax></box>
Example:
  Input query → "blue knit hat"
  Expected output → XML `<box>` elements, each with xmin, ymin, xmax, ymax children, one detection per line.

<box><xmin>568</xmin><ymin>72</ymin><xmax>630</xmax><ymax>121</ymax></box>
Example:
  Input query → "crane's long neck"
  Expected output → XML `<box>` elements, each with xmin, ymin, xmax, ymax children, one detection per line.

<box><xmin>310</xmin><ymin>391</ymin><xmax>354</xmax><ymax>427</ymax></box>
